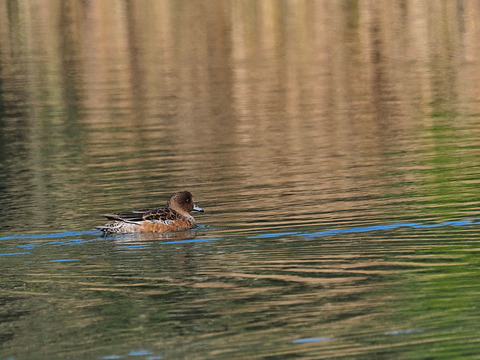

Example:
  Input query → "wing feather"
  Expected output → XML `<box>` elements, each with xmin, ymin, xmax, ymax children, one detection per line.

<box><xmin>101</xmin><ymin>207</ymin><xmax>180</xmax><ymax>224</ymax></box>
<box><xmin>102</xmin><ymin>208</ymin><xmax>157</xmax><ymax>222</ymax></box>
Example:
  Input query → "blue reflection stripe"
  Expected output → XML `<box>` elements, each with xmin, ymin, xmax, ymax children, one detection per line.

<box><xmin>0</xmin><ymin>230</ymin><xmax>98</xmax><ymax>241</ymax></box>
<box><xmin>0</xmin><ymin>252</ymin><xmax>30</xmax><ymax>256</ymax></box>
<box><xmin>46</xmin><ymin>258</ymin><xmax>80</xmax><ymax>262</ymax></box>
<box><xmin>128</xmin><ymin>350</ymin><xmax>154</xmax><ymax>356</ymax></box>
<box><xmin>34</xmin><ymin>256</ymin><xmax>95</xmax><ymax>263</ymax></box>
<box><xmin>291</xmin><ymin>337</ymin><xmax>333</xmax><ymax>343</ymax></box>
<box><xmin>17</xmin><ymin>242</ymin><xmax>41</xmax><ymax>249</ymax></box>
<box><xmin>115</xmin><ymin>245</ymin><xmax>151</xmax><ymax>249</ymax></box>
<box><xmin>12</xmin><ymin>237</ymin><xmax>106</xmax><ymax>251</ymax></box>
<box><xmin>247</xmin><ymin>219</ymin><xmax>480</xmax><ymax>240</ymax></box>
<box><xmin>298</xmin><ymin>222</ymin><xmax>423</xmax><ymax>238</ymax></box>
<box><xmin>411</xmin><ymin>220</ymin><xmax>474</xmax><ymax>228</ymax></box>
<box><xmin>162</xmin><ymin>237</ymin><xmax>221</xmax><ymax>245</ymax></box>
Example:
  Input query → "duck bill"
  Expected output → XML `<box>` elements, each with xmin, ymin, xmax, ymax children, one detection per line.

<box><xmin>193</xmin><ymin>204</ymin><xmax>204</xmax><ymax>212</ymax></box>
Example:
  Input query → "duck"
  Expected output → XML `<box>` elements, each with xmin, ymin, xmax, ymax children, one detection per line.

<box><xmin>96</xmin><ymin>191</ymin><xmax>204</xmax><ymax>234</ymax></box>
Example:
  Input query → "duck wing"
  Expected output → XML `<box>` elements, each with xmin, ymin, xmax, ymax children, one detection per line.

<box><xmin>142</xmin><ymin>208</ymin><xmax>178</xmax><ymax>222</ymax></box>
<box><xmin>101</xmin><ymin>207</ymin><xmax>179</xmax><ymax>223</ymax></box>
<box><xmin>101</xmin><ymin>208</ymin><xmax>156</xmax><ymax>222</ymax></box>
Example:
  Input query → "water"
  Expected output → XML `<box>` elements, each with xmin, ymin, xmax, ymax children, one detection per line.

<box><xmin>1</xmin><ymin>1</ymin><xmax>480</xmax><ymax>359</ymax></box>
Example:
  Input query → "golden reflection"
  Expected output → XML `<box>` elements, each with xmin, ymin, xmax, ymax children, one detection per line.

<box><xmin>111</xmin><ymin>229</ymin><xmax>200</xmax><ymax>242</ymax></box>
<box><xmin>0</xmin><ymin>0</ymin><xmax>479</xmax><ymax>229</ymax></box>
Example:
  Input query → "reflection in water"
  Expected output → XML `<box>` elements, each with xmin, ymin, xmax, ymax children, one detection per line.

<box><xmin>1</xmin><ymin>219</ymin><xmax>480</xmax><ymax>359</ymax></box>
<box><xmin>0</xmin><ymin>0</ymin><xmax>479</xmax><ymax>235</ymax></box>
<box><xmin>1</xmin><ymin>1</ymin><xmax>480</xmax><ymax>359</ymax></box>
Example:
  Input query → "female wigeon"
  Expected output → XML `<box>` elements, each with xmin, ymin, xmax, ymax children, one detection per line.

<box><xmin>96</xmin><ymin>191</ymin><xmax>204</xmax><ymax>234</ymax></box>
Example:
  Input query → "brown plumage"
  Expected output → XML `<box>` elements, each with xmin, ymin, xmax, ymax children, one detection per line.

<box><xmin>96</xmin><ymin>191</ymin><xmax>204</xmax><ymax>234</ymax></box>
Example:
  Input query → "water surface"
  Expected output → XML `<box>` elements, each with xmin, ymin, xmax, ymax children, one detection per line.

<box><xmin>1</xmin><ymin>1</ymin><xmax>480</xmax><ymax>359</ymax></box>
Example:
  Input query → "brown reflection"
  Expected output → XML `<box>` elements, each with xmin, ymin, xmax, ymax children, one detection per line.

<box><xmin>111</xmin><ymin>229</ymin><xmax>200</xmax><ymax>243</ymax></box>
<box><xmin>0</xmin><ymin>1</ymin><xmax>479</xmax><ymax>230</ymax></box>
